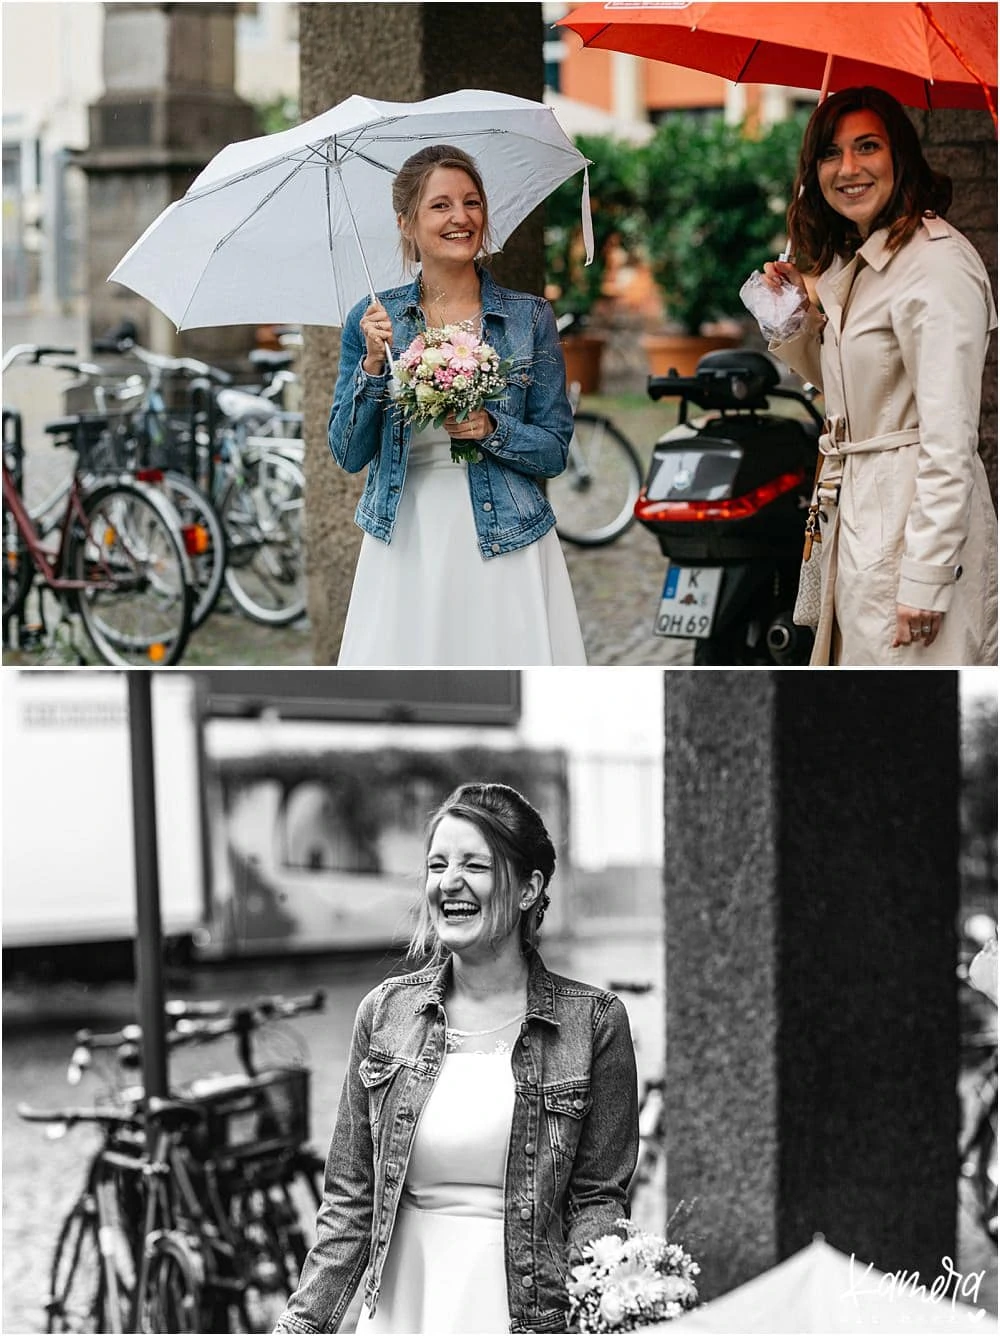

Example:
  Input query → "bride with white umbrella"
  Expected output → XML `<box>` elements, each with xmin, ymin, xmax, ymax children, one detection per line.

<box><xmin>111</xmin><ymin>89</ymin><xmax>594</xmax><ymax>667</ymax></box>
<box><xmin>108</xmin><ymin>88</ymin><xmax>592</xmax><ymax>331</ymax></box>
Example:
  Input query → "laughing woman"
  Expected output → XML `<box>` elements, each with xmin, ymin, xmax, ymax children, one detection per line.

<box><xmin>273</xmin><ymin>783</ymin><xmax>639</xmax><ymax>1335</ymax></box>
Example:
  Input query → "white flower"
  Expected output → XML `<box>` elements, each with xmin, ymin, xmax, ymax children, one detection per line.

<box><xmin>567</xmin><ymin>1264</ymin><xmax>597</xmax><ymax>1298</ymax></box>
<box><xmin>452</xmin><ymin>373</ymin><xmax>469</xmax><ymax>390</ymax></box>
<box><xmin>415</xmin><ymin>382</ymin><xmax>437</xmax><ymax>405</ymax></box>
<box><xmin>421</xmin><ymin>347</ymin><xmax>447</xmax><ymax>369</ymax></box>
<box><xmin>587</xmin><ymin>1235</ymin><xmax>627</xmax><ymax>1268</ymax></box>
<box><xmin>611</xmin><ymin>1258</ymin><xmax>665</xmax><ymax>1305</ymax></box>
<box><xmin>598</xmin><ymin>1287</ymin><xmax>625</xmax><ymax>1326</ymax></box>
<box><xmin>661</xmin><ymin>1275</ymin><xmax>694</xmax><ymax>1302</ymax></box>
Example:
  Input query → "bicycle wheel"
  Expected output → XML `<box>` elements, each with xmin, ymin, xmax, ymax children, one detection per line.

<box><xmin>2</xmin><ymin>492</ymin><xmax>33</xmax><ymax>628</ymax></box>
<box><xmin>218</xmin><ymin>451</ymin><xmax>306</xmax><ymax>626</ymax></box>
<box><xmin>138</xmin><ymin>1234</ymin><xmax>202</xmax><ymax>1334</ymax></box>
<box><xmin>67</xmin><ymin>481</ymin><xmax>194</xmax><ymax>666</ymax></box>
<box><xmin>158</xmin><ymin>471</ymin><xmax>227</xmax><ymax>629</ymax></box>
<box><xmin>550</xmin><ymin>411</ymin><xmax>642</xmax><ymax>547</ymax></box>
<box><xmin>47</xmin><ymin>1199</ymin><xmax>103</xmax><ymax>1333</ymax></box>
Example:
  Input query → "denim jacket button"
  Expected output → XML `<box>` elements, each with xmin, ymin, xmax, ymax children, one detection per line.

<box><xmin>482</xmin><ymin>501</ymin><xmax>493</xmax><ymax>512</ymax></box>
<box><xmin>521</xmin><ymin>1035</ymin><xmax>530</xmax><ymax>1046</ymax></box>
<box><xmin>491</xmin><ymin>542</ymin><xmax>501</xmax><ymax>554</ymax></box>
<box><xmin>573</xmin><ymin>1098</ymin><xmax>585</xmax><ymax>1110</ymax></box>
<box><xmin>520</xmin><ymin>1206</ymin><xmax>531</xmax><ymax>1220</ymax></box>
<box><xmin>524</xmin><ymin>1142</ymin><xmax>535</xmax><ymax>1155</ymax></box>
<box><xmin>521</xmin><ymin>1275</ymin><xmax>534</xmax><ymax>1288</ymax></box>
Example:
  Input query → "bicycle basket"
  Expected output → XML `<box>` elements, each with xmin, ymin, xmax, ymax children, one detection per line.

<box><xmin>187</xmin><ymin>1067</ymin><xmax>309</xmax><ymax>1162</ymax></box>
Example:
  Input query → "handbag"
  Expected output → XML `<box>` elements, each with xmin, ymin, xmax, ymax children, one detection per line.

<box><xmin>792</xmin><ymin>454</ymin><xmax>825</xmax><ymax>629</ymax></box>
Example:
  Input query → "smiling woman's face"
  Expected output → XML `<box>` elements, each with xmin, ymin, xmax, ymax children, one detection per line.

<box><xmin>425</xmin><ymin>813</ymin><xmax>508</xmax><ymax>956</ymax></box>
<box><xmin>817</xmin><ymin>109</ymin><xmax>895</xmax><ymax>239</ymax></box>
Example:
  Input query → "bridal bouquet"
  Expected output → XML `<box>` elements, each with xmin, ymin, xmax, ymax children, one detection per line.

<box><xmin>567</xmin><ymin>1218</ymin><xmax>701</xmax><ymax>1332</ymax></box>
<box><xmin>390</xmin><ymin>323</ymin><xmax>510</xmax><ymax>463</ymax></box>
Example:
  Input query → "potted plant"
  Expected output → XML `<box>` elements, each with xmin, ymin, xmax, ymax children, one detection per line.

<box><xmin>637</xmin><ymin>113</ymin><xmax>806</xmax><ymax>375</ymax></box>
<box><xmin>545</xmin><ymin>133</ymin><xmax>642</xmax><ymax>392</ymax></box>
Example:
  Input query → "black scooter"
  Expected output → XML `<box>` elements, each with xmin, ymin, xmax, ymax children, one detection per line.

<box><xmin>634</xmin><ymin>348</ymin><xmax>824</xmax><ymax>665</ymax></box>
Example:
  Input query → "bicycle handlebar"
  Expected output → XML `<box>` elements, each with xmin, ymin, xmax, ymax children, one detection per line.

<box><xmin>1</xmin><ymin>345</ymin><xmax>78</xmax><ymax>373</ymax></box>
<box><xmin>69</xmin><ymin>989</ymin><xmax>326</xmax><ymax>1074</ymax></box>
<box><xmin>91</xmin><ymin>335</ymin><xmax>233</xmax><ymax>385</ymax></box>
<box><xmin>17</xmin><ymin>1101</ymin><xmax>140</xmax><ymax>1128</ymax></box>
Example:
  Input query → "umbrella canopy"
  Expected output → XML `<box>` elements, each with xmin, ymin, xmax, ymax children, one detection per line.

<box><xmin>557</xmin><ymin>3</ymin><xmax>998</xmax><ymax>117</ymax></box>
<box><xmin>659</xmin><ymin>1239</ymin><xmax>991</xmax><ymax>1333</ymax></box>
<box><xmin>108</xmin><ymin>88</ymin><xmax>592</xmax><ymax>331</ymax></box>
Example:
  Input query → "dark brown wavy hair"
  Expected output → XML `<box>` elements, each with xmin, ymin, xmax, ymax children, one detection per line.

<box><xmin>787</xmin><ymin>86</ymin><xmax>952</xmax><ymax>274</ymax></box>
<box><xmin>408</xmin><ymin>782</ymin><xmax>556</xmax><ymax>962</ymax></box>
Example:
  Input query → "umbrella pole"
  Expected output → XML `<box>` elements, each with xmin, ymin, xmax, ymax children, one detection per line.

<box><xmin>819</xmin><ymin>52</ymin><xmax>834</xmax><ymax>102</ymax></box>
<box><xmin>330</xmin><ymin>158</ymin><xmax>394</xmax><ymax>371</ymax></box>
<box><xmin>779</xmin><ymin>55</ymin><xmax>835</xmax><ymax>262</ymax></box>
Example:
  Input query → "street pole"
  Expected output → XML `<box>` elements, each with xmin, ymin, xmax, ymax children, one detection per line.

<box><xmin>127</xmin><ymin>671</ymin><xmax>168</xmax><ymax>1099</ymax></box>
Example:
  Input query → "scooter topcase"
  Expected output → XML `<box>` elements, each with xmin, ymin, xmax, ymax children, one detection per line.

<box><xmin>636</xmin><ymin>413</ymin><xmax>816</xmax><ymax>560</ymax></box>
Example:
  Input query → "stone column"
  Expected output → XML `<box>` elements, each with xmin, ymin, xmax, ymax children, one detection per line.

<box><xmin>299</xmin><ymin>3</ymin><xmax>546</xmax><ymax>663</ymax></box>
<box><xmin>914</xmin><ymin>107</ymin><xmax>998</xmax><ymax>500</ymax></box>
<box><xmin>76</xmin><ymin>2</ymin><xmax>258</xmax><ymax>362</ymax></box>
<box><xmin>662</xmin><ymin>671</ymin><xmax>960</xmax><ymax>1300</ymax></box>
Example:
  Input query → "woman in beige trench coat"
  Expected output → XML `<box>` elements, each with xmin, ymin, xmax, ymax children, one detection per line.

<box><xmin>761</xmin><ymin>85</ymin><xmax>997</xmax><ymax>666</ymax></box>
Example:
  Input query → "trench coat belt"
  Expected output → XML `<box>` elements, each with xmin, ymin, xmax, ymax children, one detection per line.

<box><xmin>815</xmin><ymin>415</ymin><xmax>922</xmax><ymax>504</ymax></box>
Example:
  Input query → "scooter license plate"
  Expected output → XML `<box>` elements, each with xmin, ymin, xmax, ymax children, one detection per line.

<box><xmin>653</xmin><ymin>564</ymin><xmax>723</xmax><ymax>639</ymax></box>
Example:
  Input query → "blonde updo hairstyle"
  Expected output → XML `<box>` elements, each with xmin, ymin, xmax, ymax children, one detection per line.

<box><xmin>408</xmin><ymin>782</ymin><xmax>555</xmax><ymax>962</ymax></box>
<box><xmin>392</xmin><ymin>144</ymin><xmax>494</xmax><ymax>271</ymax></box>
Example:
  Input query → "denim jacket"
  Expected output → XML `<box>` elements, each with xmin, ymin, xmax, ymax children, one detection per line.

<box><xmin>274</xmin><ymin>950</ymin><xmax>639</xmax><ymax>1334</ymax></box>
<box><xmin>328</xmin><ymin>269</ymin><xmax>574</xmax><ymax>560</ymax></box>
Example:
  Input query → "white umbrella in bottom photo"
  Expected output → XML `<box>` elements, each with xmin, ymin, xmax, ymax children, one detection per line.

<box><xmin>107</xmin><ymin>88</ymin><xmax>592</xmax><ymax>331</ymax></box>
<box><xmin>659</xmin><ymin>1238</ymin><xmax>994</xmax><ymax>1333</ymax></box>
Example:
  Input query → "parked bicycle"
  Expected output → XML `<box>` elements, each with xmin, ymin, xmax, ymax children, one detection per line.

<box><xmin>551</xmin><ymin>313</ymin><xmax>643</xmax><ymax>547</ymax></box>
<box><xmin>95</xmin><ymin>322</ymin><xmax>308</xmax><ymax>628</ymax></box>
<box><xmin>3</xmin><ymin>346</ymin><xmax>195</xmax><ymax>665</ymax></box>
<box><xmin>19</xmin><ymin>990</ymin><xmax>326</xmax><ymax>1333</ymax></box>
<box><xmin>46</xmin><ymin>353</ymin><xmax>228</xmax><ymax>631</ymax></box>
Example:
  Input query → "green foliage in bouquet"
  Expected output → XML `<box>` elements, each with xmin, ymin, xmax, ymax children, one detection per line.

<box><xmin>637</xmin><ymin>112</ymin><xmax>808</xmax><ymax>334</ymax></box>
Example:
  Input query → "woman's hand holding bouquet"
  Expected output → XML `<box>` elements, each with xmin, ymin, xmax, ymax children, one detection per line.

<box><xmin>391</xmin><ymin>322</ymin><xmax>510</xmax><ymax>463</ymax></box>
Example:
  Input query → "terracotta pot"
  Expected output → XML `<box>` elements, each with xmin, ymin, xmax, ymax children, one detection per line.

<box><xmin>641</xmin><ymin>331</ymin><xmax>740</xmax><ymax>378</ymax></box>
<box><xmin>561</xmin><ymin>333</ymin><xmax>605</xmax><ymax>394</ymax></box>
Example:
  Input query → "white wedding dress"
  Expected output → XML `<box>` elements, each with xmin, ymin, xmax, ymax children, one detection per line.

<box><xmin>337</xmin><ymin>427</ymin><xmax>587</xmax><ymax>666</ymax></box>
<box><xmin>353</xmin><ymin>1015</ymin><xmax>521</xmax><ymax>1335</ymax></box>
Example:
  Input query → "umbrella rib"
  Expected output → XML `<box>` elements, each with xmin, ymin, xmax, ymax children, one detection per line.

<box><xmin>176</xmin><ymin>158</ymin><xmax>311</xmax><ymax>329</ymax></box>
<box><xmin>734</xmin><ymin>40</ymin><xmax>761</xmax><ymax>84</ymax></box>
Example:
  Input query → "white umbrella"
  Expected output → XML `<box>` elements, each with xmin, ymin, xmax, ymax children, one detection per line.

<box><xmin>108</xmin><ymin>88</ymin><xmax>593</xmax><ymax>331</ymax></box>
<box><xmin>658</xmin><ymin>1239</ymin><xmax>993</xmax><ymax>1333</ymax></box>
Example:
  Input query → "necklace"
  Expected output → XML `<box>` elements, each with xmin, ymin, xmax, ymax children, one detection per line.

<box><xmin>445</xmin><ymin>1011</ymin><xmax>524</xmax><ymax>1053</ymax></box>
<box><xmin>419</xmin><ymin>276</ymin><xmax>482</xmax><ymax>331</ymax></box>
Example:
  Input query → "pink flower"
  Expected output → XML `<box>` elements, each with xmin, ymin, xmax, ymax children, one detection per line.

<box><xmin>438</xmin><ymin>334</ymin><xmax>480</xmax><ymax>372</ymax></box>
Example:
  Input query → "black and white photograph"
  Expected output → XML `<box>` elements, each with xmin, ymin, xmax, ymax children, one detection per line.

<box><xmin>2</xmin><ymin>667</ymin><xmax>997</xmax><ymax>1334</ymax></box>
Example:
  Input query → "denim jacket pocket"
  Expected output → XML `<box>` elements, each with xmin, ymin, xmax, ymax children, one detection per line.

<box><xmin>359</xmin><ymin>1055</ymin><xmax>402</xmax><ymax>1152</ymax></box>
<box><xmin>498</xmin><ymin>365</ymin><xmax>533</xmax><ymax>416</ymax></box>
<box><xmin>543</xmin><ymin>1081</ymin><xmax>593</xmax><ymax>1162</ymax></box>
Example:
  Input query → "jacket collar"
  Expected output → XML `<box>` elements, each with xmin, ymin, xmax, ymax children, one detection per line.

<box><xmin>413</xmin><ymin>948</ymin><xmax>560</xmax><ymax>1027</ymax></box>
<box><xmin>399</xmin><ymin>264</ymin><xmax>508</xmax><ymax>319</ymax></box>
<box><xmin>857</xmin><ymin>227</ymin><xmax>894</xmax><ymax>273</ymax></box>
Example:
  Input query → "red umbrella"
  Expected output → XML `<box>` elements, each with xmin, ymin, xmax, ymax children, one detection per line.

<box><xmin>557</xmin><ymin>2</ymin><xmax>998</xmax><ymax>126</ymax></box>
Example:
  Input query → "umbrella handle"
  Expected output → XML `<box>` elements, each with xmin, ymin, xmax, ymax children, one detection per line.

<box><xmin>331</xmin><ymin>159</ymin><xmax>395</xmax><ymax>372</ymax></box>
